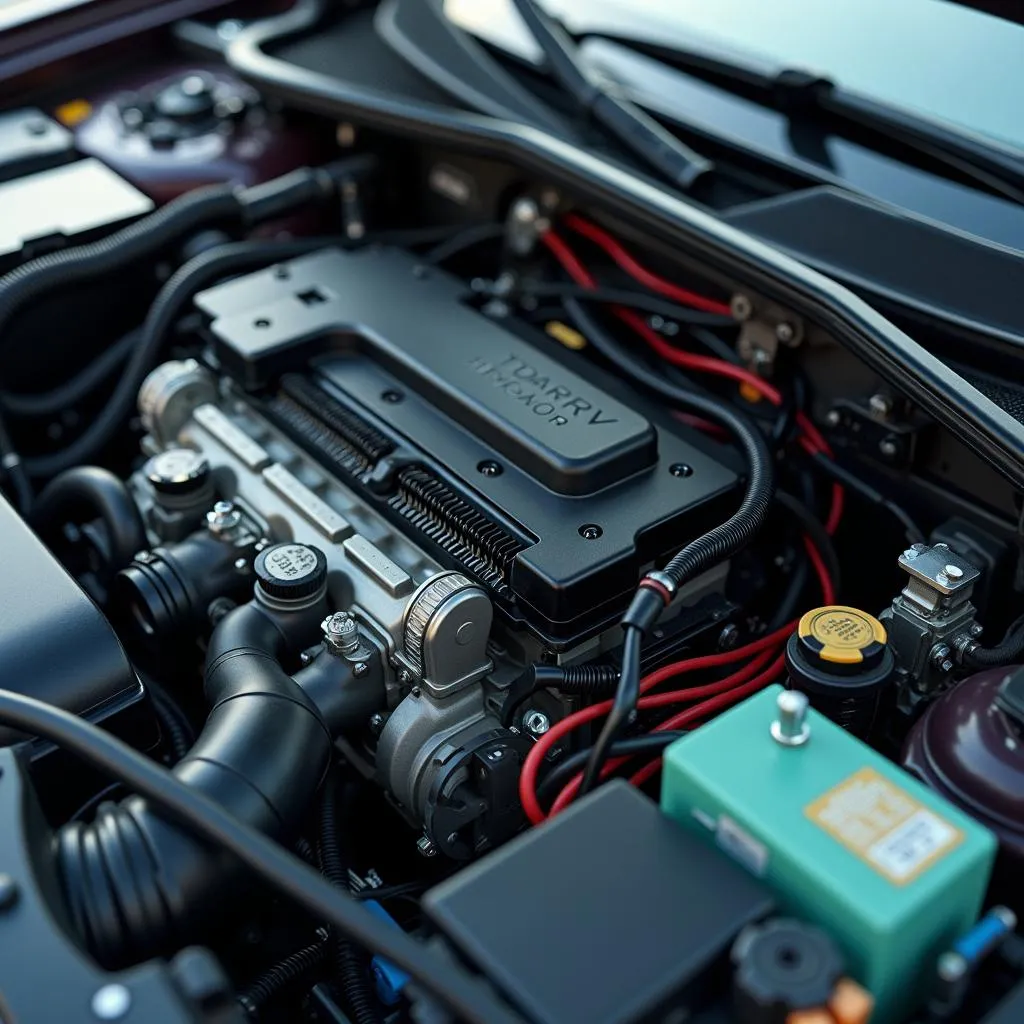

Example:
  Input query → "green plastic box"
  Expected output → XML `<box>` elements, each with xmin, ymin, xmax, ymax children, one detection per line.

<box><xmin>660</xmin><ymin>684</ymin><xmax>996</xmax><ymax>1023</ymax></box>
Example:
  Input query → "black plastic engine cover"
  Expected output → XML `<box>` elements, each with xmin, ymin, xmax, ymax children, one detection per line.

<box><xmin>0</xmin><ymin>493</ymin><xmax>148</xmax><ymax>756</ymax></box>
<box><xmin>195</xmin><ymin>246</ymin><xmax>738</xmax><ymax>644</ymax></box>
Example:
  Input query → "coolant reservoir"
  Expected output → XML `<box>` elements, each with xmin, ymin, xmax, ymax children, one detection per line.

<box><xmin>903</xmin><ymin>666</ymin><xmax>1024</xmax><ymax>865</ymax></box>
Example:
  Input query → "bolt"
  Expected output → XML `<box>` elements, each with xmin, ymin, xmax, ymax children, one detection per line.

<box><xmin>490</xmin><ymin>749</ymin><xmax>504</xmax><ymax>760</ymax></box>
<box><xmin>825</xmin><ymin>409</ymin><xmax>841</xmax><ymax>427</ymax></box>
<box><xmin>941</xmin><ymin>659</ymin><xmax>954</xmax><ymax>673</ymax></box>
<box><xmin>578</xmin><ymin>524</ymin><xmax>603</xmax><ymax>540</ymax></box>
<box><xmin>323</xmin><ymin>612</ymin><xmax>360</xmax><ymax>655</ymax></box>
<box><xmin>903</xmin><ymin>547</ymin><xmax>920</xmax><ymax>560</ymax></box>
<box><xmin>879</xmin><ymin>436</ymin><xmax>900</xmax><ymax>458</ymax></box>
<box><xmin>775</xmin><ymin>321</ymin><xmax>796</xmax><ymax>344</ymax></box>
<box><xmin>931</xmin><ymin>645</ymin><xmax>953</xmax><ymax>671</ymax></box>
<box><xmin>206</xmin><ymin>500</ymin><xmax>241</xmax><ymax>536</ymax></box>
<box><xmin>369</xmin><ymin>712</ymin><xmax>386</xmax><ymax>735</ymax></box>
<box><xmin>234</xmin><ymin>557</ymin><xmax>249</xmax><ymax>573</ymax></box>
<box><xmin>523</xmin><ymin>709</ymin><xmax>551</xmax><ymax>736</ymax></box>
<box><xmin>382</xmin><ymin>390</ymin><xmax>403</xmax><ymax>404</ymax></box>
<box><xmin>934</xmin><ymin>542</ymin><xmax>950</xmax><ymax>550</ymax></box>
<box><xmin>511</xmin><ymin>196</ymin><xmax>540</xmax><ymax>225</ymax></box>
<box><xmin>937</xmin><ymin>951</ymin><xmax>968</xmax><ymax>984</ymax></box>
<box><xmin>336</xmin><ymin>122</ymin><xmax>357</xmax><ymax>148</ymax></box>
<box><xmin>91</xmin><ymin>984</ymin><xmax>132</xmax><ymax>1020</ymax></box>
<box><xmin>478</xmin><ymin>460</ymin><xmax>503</xmax><ymax>477</ymax></box>
<box><xmin>771</xmin><ymin>690</ymin><xmax>811</xmax><ymax>747</ymax></box>
<box><xmin>447</xmin><ymin>832</ymin><xmax>460</xmax><ymax>846</ymax></box>
<box><xmin>0</xmin><ymin>873</ymin><xmax>19</xmax><ymax>911</ymax></box>
<box><xmin>299</xmin><ymin>651</ymin><xmax>314</xmax><ymax>666</ymax></box>
<box><xmin>730</xmin><ymin>294</ymin><xmax>753</xmax><ymax>321</ymax></box>
<box><xmin>970</xmin><ymin>623</ymin><xmax>984</xmax><ymax>638</ymax></box>
<box><xmin>669</xmin><ymin>463</ymin><xmax>693</xmax><ymax>478</ymax></box>
<box><xmin>944</xmin><ymin>564</ymin><xmax>965</xmax><ymax>580</ymax></box>
<box><xmin>398</xmin><ymin>669</ymin><xmax>413</xmax><ymax>686</ymax></box>
<box><xmin>410</xmin><ymin>686</ymin><xmax>421</xmax><ymax>698</ymax></box>
<box><xmin>416</xmin><ymin>836</ymin><xmax>437</xmax><ymax>858</ymax></box>
<box><xmin>353</xmin><ymin>662</ymin><xmax>369</xmax><ymax>678</ymax></box>
<box><xmin>717</xmin><ymin>624</ymin><xmax>740</xmax><ymax>651</ymax></box>
<box><xmin>869</xmin><ymin>393</ymin><xmax>892</xmax><ymax>418</ymax></box>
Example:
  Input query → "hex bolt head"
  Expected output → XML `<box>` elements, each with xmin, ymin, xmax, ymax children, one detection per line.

<box><xmin>523</xmin><ymin>709</ymin><xmax>551</xmax><ymax>736</ymax></box>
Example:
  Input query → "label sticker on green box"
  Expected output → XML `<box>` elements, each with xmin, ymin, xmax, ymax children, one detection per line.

<box><xmin>805</xmin><ymin>767</ymin><xmax>963</xmax><ymax>885</ymax></box>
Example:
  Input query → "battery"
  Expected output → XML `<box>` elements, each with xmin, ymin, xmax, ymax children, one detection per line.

<box><xmin>660</xmin><ymin>684</ymin><xmax>997</xmax><ymax>1024</ymax></box>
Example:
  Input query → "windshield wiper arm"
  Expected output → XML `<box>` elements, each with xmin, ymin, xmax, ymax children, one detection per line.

<box><xmin>606</xmin><ymin>37</ymin><xmax>1024</xmax><ymax>206</ymax></box>
<box><xmin>508</xmin><ymin>0</ymin><xmax>714</xmax><ymax>192</ymax></box>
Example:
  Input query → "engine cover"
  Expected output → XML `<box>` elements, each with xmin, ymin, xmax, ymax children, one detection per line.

<box><xmin>193</xmin><ymin>245</ymin><xmax>738</xmax><ymax>647</ymax></box>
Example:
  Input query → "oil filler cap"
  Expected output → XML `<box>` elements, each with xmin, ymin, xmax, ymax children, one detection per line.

<box><xmin>795</xmin><ymin>606</ymin><xmax>887</xmax><ymax>667</ymax></box>
<box><xmin>786</xmin><ymin>606</ymin><xmax>895</xmax><ymax>735</ymax></box>
<box><xmin>254</xmin><ymin>543</ymin><xmax>327</xmax><ymax>610</ymax></box>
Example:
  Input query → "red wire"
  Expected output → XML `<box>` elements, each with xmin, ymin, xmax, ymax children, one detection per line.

<box><xmin>548</xmin><ymin>651</ymin><xmax>789</xmax><ymax>814</ymax></box>
<box><xmin>564</xmin><ymin>214</ymin><xmax>734</xmax><ymax>317</ymax></box>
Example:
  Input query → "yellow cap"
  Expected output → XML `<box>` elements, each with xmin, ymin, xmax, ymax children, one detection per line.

<box><xmin>797</xmin><ymin>606</ymin><xmax>887</xmax><ymax>666</ymax></box>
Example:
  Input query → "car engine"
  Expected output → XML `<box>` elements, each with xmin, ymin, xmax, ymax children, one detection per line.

<box><xmin>3</xmin><ymin>17</ymin><xmax>1024</xmax><ymax>1024</ymax></box>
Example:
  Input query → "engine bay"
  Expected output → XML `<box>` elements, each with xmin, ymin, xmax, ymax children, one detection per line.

<box><xmin>2</xmin><ymin>5</ymin><xmax>1024</xmax><ymax>1023</ymax></box>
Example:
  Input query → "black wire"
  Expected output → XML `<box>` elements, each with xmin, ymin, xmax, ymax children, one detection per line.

<box><xmin>579</xmin><ymin>625</ymin><xmax>643</xmax><ymax>795</ymax></box>
<box><xmin>239</xmin><ymin>933</ymin><xmax>330</xmax><ymax>1018</ymax></box>
<box><xmin>516</xmin><ymin>282</ymin><xmax>735</xmax><ymax>328</ymax></box>
<box><xmin>767</xmin><ymin>553</ymin><xmax>810</xmax><ymax>632</ymax></box>
<box><xmin>424</xmin><ymin>223</ymin><xmax>505</xmax><ymax>265</ymax></box>
<box><xmin>536</xmin><ymin>732</ymin><xmax>685</xmax><ymax>810</ymax></box>
<box><xmin>774</xmin><ymin>490</ymin><xmax>842</xmax><ymax>599</ymax></box>
<box><xmin>563</xmin><ymin>296</ymin><xmax>774</xmax><ymax>796</ymax></box>
<box><xmin>0</xmin><ymin>330</ymin><xmax>140</xmax><ymax>418</ymax></box>
<box><xmin>145</xmin><ymin>677</ymin><xmax>194</xmax><ymax>763</ymax></box>
<box><xmin>806</xmin><ymin>449</ymin><xmax>924</xmax><ymax>544</ymax></box>
<box><xmin>352</xmin><ymin>881</ymin><xmax>426</xmax><ymax>903</ymax></box>
<box><xmin>0</xmin><ymin>688</ymin><xmax>524</xmax><ymax>1024</ymax></box>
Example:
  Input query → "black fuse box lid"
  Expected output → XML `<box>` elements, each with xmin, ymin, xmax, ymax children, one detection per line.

<box><xmin>424</xmin><ymin>781</ymin><xmax>774</xmax><ymax>1024</ymax></box>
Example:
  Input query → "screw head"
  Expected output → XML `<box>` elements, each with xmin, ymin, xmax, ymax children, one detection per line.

<box><xmin>369</xmin><ymin>712</ymin><xmax>387</xmax><ymax>735</ymax></box>
<box><xmin>730</xmin><ymin>294</ymin><xmax>753</xmax><ymax>321</ymax></box>
<box><xmin>478</xmin><ymin>460</ymin><xmax>503</xmax><ymax>477</ymax></box>
<box><xmin>869</xmin><ymin>393</ymin><xmax>892</xmax><ymax>418</ymax></box>
<box><xmin>353</xmin><ymin>662</ymin><xmax>369</xmax><ymax>678</ymax></box>
<box><xmin>578</xmin><ymin>524</ymin><xmax>603</xmax><ymax>540</ymax></box>
<box><xmin>775</xmin><ymin>321</ymin><xmax>796</xmax><ymax>344</ymax></box>
<box><xmin>717</xmin><ymin>624</ymin><xmax>740</xmax><ymax>651</ymax></box>
<box><xmin>416</xmin><ymin>836</ymin><xmax>437</xmax><ymax>858</ymax></box>
<box><xmin>523</xmin><ymin>709</ymin><xmax>551</xmax><ymax>736</ymax></box>
<box><xmin>91</xmin><ymin>984</ymin><xmax>132</xmax><ymax>1020</ymax></box>
<box><xmin>382</xmin><ymin>390</ymin><xmax>403</xmax><ymax>404</ymax></box>
<box><xmin>398</xmin><ymin>669</ymin><xmax>413</xmax><ymax>686</ymax></box>
<box><xmin>669</xmin><ymin>463</ymin><xmax>693</xmax><ymax>478</ymax></box>
<box><xmin>970</xmin><ymin>623</ymin><xmax>984</xmax><ymax>638</ymax></box>
<box><xmin>944</xmin><ymin>564</ymin><xmax>964</xmax><ymax>581</ymax></box>
<box><xmin>410</xmin><ymin>686</ymin><xmax>422</xmax><ymax>698</ymax></box>
<box><xmin>0</xmin><ymin>873</ymin><xmax>19</xmax><ymax>911</ymax></box>
<box><xmin>825</xmin><ymin>409</ymin><xmax>841</xmax><ymax>427</ymax></box>
<box><xmin>879</xmin><ymin>437</ymin><xmax>899</xmax><ymax>458</ymax></box>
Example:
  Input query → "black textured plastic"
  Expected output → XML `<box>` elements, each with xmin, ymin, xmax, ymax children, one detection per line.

<box><xmin>254</xmin><ymin>543</ymin><xmax>328</xmax><ymax>602</ymax></box>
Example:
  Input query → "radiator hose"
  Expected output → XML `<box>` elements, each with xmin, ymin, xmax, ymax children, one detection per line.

<box><xmin>56</xmin><ymin>597</ymin><xmax>334</xmax><ymax>967</ymax></box>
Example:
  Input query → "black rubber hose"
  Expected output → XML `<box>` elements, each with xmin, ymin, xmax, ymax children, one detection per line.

<box><xmin>962</xmin><ymin>613</ymin><xmax>1024</xmax><ymax>669</ymax></box>
<box><xmin>22</xmin><ymin>237</ymin><xmax>345</xmax><ymax>479</ymax></box>
<box><xmin>564</xmin><ymin>295</ymin><xmax>774</xmax><ymax>597</ymax></box>
<box><xmin>500</xmin><ymin>664</ymin><xmax>620</xmax><ymax>727</ymax></box>
<box><xmin>238</xmin><ymin>933</ymin><xmax>330</xmax><ymax>1019</ymax></box>
<box><xmin>56</xmin><ymin>599</ymin><xmax>333</xmax><ymax>967</ymax></box>
<box><xmin>0</xmin><ymin>689</ymin><xmax>523</xmax><ymax>1024</ymax></box>
<box><xmin>0</xmin><ymin>330</ymin><xmax>139</xmax><ymax>417</ymax></box>
<box><xmin>318</xmin><ymin>773</ymin><xmax>383</xmax><ymax>1024</ymax></box>
<box><xmin>31</xmin><ymin>466</ymin><xmax>146</xmax><ymax>571</ymax></box>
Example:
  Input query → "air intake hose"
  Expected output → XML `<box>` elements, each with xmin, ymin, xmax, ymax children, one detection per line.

<box><xmin>56</xmin><ymin>598</ymin><xmax>333</xmax><ymax>967</ymax></box>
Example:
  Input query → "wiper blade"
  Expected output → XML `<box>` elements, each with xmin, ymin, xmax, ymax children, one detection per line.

<box><xmin>508</xmin><ymin>0</ymin><xmax>714</xmax><ymax>191</ymax></box>
<box><xmin>609</xmin><ymin>37</ymin><xmax>1024</xmax><ymax>205</ymax></box>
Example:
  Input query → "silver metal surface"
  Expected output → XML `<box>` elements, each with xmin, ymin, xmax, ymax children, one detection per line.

<box><xmin>523</xmin><ymin>709</ymin><xmax>550</xmax><ymax>736</ymax></box>
<box><xmin>193</xmin><ymin>404</ymin><xmax>271</xmax><ymax>470</ymax></box>
<box><xmin>323</xmin><ymin>612</ymin><xmax>360</xmax><ymax>656</ymax></box>
<box><xmin>343</xmin><ymin>535</ymin><xmax>413</xmax><ymax>598</ymax></box>
<box><xmin>404</xmin><ymin>572</ymin><xmax>493</xmax><ymax>697</ymax></box>
<box><xmin>206</xmin><ymin>500</ymin><xmax>242</xmax><ymax>537</ymax></box>
<box><xmin>138</xmin><ymin>359</ymin><xmax>217</xmax><ymax>447</ymax></box>
<box><xmin>771</xmin><ymin>690</ymin><xmax>810</xmax><ymax>747</ymax></box>
<box><xmin>264</xmin><ymin>463</ymin><xmax>353</xmax><ymax>541</ymax></box>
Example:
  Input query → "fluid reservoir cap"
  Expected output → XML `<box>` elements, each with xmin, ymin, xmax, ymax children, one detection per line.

<box><xmin>254</xmin><ymin>543</ymin><xmax>327</xmax><ymax>608</ymax></box>
<box><xmin>144</xmin><ymin>448</ymin><xmax>210</xmax><ymax>496</ymax></box>
<box><xmin>732</xmin><ymin>918</ymin><xmax>845</xmax><ymax>1022</ymax></box>
<box><xmin>796</xmin><ymin>606</ymin><xmax>887</xmax><ymax>668</ymax></box>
